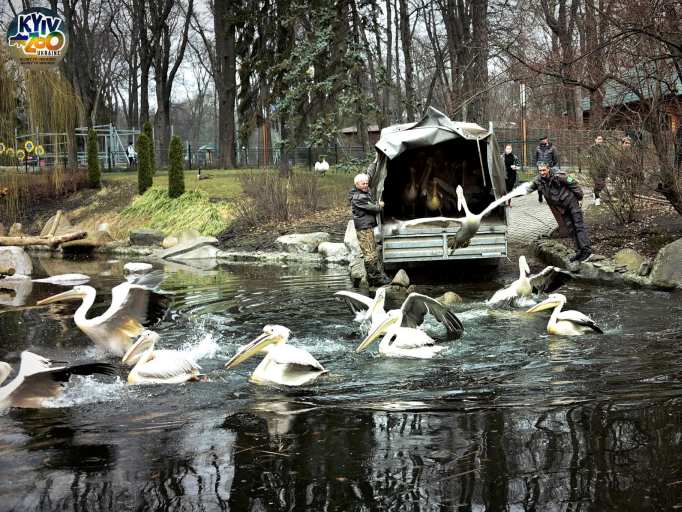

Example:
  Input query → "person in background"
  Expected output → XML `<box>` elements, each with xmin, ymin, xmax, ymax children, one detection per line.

<box><xmin>349</xmin><ymin>173</ymin><xmax>391</xmax><ymax>287</ymax></box>
<box><xmin>534</xmin><ymin>135</ymin><xmax>559</xmax><ymax>203</ymax></box>
<box><xmin>502</xmin><ymin>144</ymin><xmax>520</xmax><ymax>206</ymax></box>
<box><xmin>525</xmin><ymin>161</ymin><xmax>592</xmax><ymax>263</ymax></box>
<box><xmin>587</xmin><ymin>134</ymin><xmax>610</xmax><ymax>206</ymax></box>
<box><xmin>127</xmin><ymin>142</ymin><xmax>137</xmax><ymax>168</ymax></box>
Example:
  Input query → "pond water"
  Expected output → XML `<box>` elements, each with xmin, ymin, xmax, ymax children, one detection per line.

<box><xmin>1</xmin><ymin>256</ymin><xmax>682</xmax><ymax>511</ymax></box>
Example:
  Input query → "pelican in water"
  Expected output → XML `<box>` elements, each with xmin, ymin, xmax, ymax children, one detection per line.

<box><xmin>486</xmin><ymin>256</ymin><xmax>572</xmax><ymax>308</ymax></box>
<box><xmin>225</xmin><ymin>325</ymin><xmax>327</xmax><ymax>386</ymax></box>
<box><xmin>0</xmin><ymin>351</ymin><xmax>115</xmax><ymax>409</ymax></box>
<box><xmin>122</xmin><ymin>330</ymin><xmax>203</xmax><ymax>385</ymax></box>
<box><xmin>336</xmin><ymin>289</ymin><xmax>463</xmax><ymax>340</ymax></box>
<box><xmin>355</xmin><ymin>293</ymin><xmax>464</xmax><ymax>359</ymax></box>
<box><xmin>526</xmin><ymin>293</ymin><xmax>603</xmax><ymax>336</ymax></box>
<box><xmin>402</xmin><ymin>184</ymin><xmax>529</xmax><ymax>249</ymax></box>
<box><xmin>36</xmin><ymin>271</ymin><xmax>170</xmax><ymax>356</ymax></box>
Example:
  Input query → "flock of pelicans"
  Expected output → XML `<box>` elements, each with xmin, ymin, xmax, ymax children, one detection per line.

<box><xmin>0</xmin><ymin>254</ymin><xmax>604</xmax><ymax>410</ymax></box>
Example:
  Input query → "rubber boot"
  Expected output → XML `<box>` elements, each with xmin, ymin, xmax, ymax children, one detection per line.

<box><xmin>366</xmin><ymin>262</ymin><xmax>391</xmax><ymax>287</ymax></box>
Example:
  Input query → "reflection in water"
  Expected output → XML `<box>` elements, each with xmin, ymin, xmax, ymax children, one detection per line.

<box><xmin>0</xmin><ymin>259</ymin><xmax>681</xmax><ymax>509</ymax></box>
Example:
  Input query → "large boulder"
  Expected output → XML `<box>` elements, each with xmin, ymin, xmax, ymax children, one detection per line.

<box><xmin>391</xmin><ymin>269</ymin><xmax>410</xmax><ymax>287</ymax></box>
<box><xmin>130</xmin><ymin>228</ymin><xmax>165</xmax><ymax>247</ymax></box>
<box><xmin>40</xmin><ymin>212</ymin><xmax>73</xmax><ymax>236</ymax></box>
<box><xmin>0</xmin><ymin>275</ymin><xmax>33</xmax><ymax>307</ymax></box>
<box><xmin>275</xmin><ymin>232</ymin><xmax>330</xmax><ymax>254</ymax></box>
<box><xmin>650</xmin><ymin>238</ymin><xmax>682</xmax><ymax>289</ymax></box>
<box><xmin>436</xmin><ymin>291</ymin><xmax>463</xmax><ymax>305</ymax></box>
<box><xmin>344</xmin><ymin>221</ymin><xmax>361</xmax><ymax>256</ymax></box>
<box><xmin>162</xmin><ymin>235</ymin><xmax>178</xmax><ymax>249</ymax></box>
<box><xmin>317</xmin><ymin>242</ymin><xmax>349</xmax><ymax>262</ymax></box>
<box><xmin>613</xmin><ymin>248</ymin><xmax>645</xmax><ymax>272</ymax></box>
<box><xmin>0</xmin><ymin>246</ymin><xmax>32</xmax><ymax>276</ymax></box>
<box><xmin>157</xmin><ymin>236</ymin><xmax>219</xmax><ymax>260</ymax></box>
<box><xmin>8</xmin><ymin>223</ymin><xmax>23</xmax><ymax>237</ymax></box>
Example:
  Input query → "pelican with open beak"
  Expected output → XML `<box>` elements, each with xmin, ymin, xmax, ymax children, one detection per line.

<box><xmin>526</xmin><ymin>293</ymin><xmax>603</xmax><ymax>336</ymax></box>
<box><xmin>402</xmin><ymin>184</ymin><xmax>529</xmax><ymax>250</ymax></box>
<box><xmin>0</xmin><ymin>351</ymin><xmax>115</xmax><ymax>409</ymax></box>
<box><xmin>224</xmin><ymin>325</ymin><xmax>327</xmax><ymax>386</ymax></box>
<box><xmin>486</xmin><ymin>256</ymin><xmax>572</xmax><ymax>308</ymax></box>
<box><xmin>122</xmin><ymin>330</ymin><xmax>203</xmax><ymax>385</ymax></box>
<box><xmin>36</xmin><ymin>271</ymin><xmax>170</xmax><ymax>356</ymax></box>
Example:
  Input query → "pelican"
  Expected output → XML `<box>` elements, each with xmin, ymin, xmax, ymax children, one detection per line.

<box><xmin>335</xmin><ymin>287</ymin><xmax>388</xmax><ymax>333</ymax></box>
<box><xmin>36</xmin><ymin>271</ymin><xmax>170</xmax><ymax>356</ymax></box>
<box><xmin>526</xmin><ymin>293</ymin><xmax>603</xmax><ymax>336</ymax></box>
<box><xmin>122</xmin><ymin>330</ymin><xmax>203</xmax><ymax>384</ymax></box>
<box><xmin>33</xmin><ymin>273</ymin><xmax>90</xmax><ymax>285</ymax></box>
<box><xmin>224</xmin><ymin>325</ymin><xmax>327</xmax><ymax>386</ymax></box>
<box><xmin>402</xmin><ymin>184</ymin><xmax>529</xmax><ymax>249</ymax></box>
<box><xmin>486</xmin><ymin>256</ymin><xmax>572</xmax><ymax>308</ymax></box>
<box><xmin>0</xmin><ymin>351</ymin><xmax>115</xmax><ymax>409</ymax></box>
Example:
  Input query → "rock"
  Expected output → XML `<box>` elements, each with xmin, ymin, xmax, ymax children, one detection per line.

<box><xmin>275</xmin><ymin>232</ymin><xmax>330</xmax><ymax>254</ymax></box>
<box><xmin>391</xmin><ymin>269</ymin><xmax>410</xmax><ymax>287</ymax></box>
<box><xmin>124</xmin><ymin>262</ymin><xmax>153</xmax><ymax>274</ymax></box>
<box><xmin>129</xmin><ymin>228</ymin><xmax>165</xmax><ymax>247</ymax></box>
<box><xmin>436</xmin><ymin>291</ymin><xmax>463</xmax><ymax>305</ymax></box>
<box><xmin>0</xmin><ymin>275</ymin><xmax>33</xmax><ymax>307</ymax></box>
<box><xmin>349</xmin><ymin>257</ymin><xmax>366</xmax><ymax>281</ymax></box>
<box><xmin>162</xmin><ymin>235</ymin><xmax>178</xmax><ymax>249</ymax></box>
<box><xmin>385</xmin><ymin>283</ymin><xmax>416</xmax><ymax>302</ymax></box>
<box><xmin>650</xmin><ymin>238</ymin><xmax>682</xmax><ymax>289</ymax></box>
<box><xmin>0</xmin><ymin>222</ymin><xmax>5</xmax><ymax>236</ymax></box>
<box><xmin>588</xmin><ymin>253</ymin><xmax>607</xmax><ymax>262</ymax></box>
<box><xmin>613</xmin><ymin>248</ymin><xmax>645</xmax><ymax>272</ymax></box>
<box><xmin>0</xmin><ymin>246</ymin><xmax>32</xmax><ymax>276</ymax></box>
<box><xmin>176</xmin><ymin>229</ymin><xmax>202</xmax><ymax>243</ymax></box>
<box><xmin>638</xmin><ymin>259</ymin><xmax>653</xmax><ymax>277</ymax></box>
<box><xmin>344</xmin><ymin>221</ymin><xmax>361</xmax><ymax>256</ymax></box>
<box><xmin>40</xmin><ymin>213</ymin><xmax>73</xmax><ymax>236</ymax></box>
<box><xmin>157</xmin><ymin>236</ymin><xmax>219</xmax><ymax>260</ymax></box>
<box><xmin>317</xmin><ymin>242</ymin><xmax>349</xmax><ymax>262</ymax></box>
<box><xmin>9</xmin><ymin>223</ymin><xmax>23</xmax><ymax>237</ymax></box>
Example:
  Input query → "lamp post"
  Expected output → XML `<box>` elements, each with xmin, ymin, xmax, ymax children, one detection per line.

<box><xmin>520</xmin><ymin>82</ymin><xmax>528</xmax><ymax>168</ymax></box>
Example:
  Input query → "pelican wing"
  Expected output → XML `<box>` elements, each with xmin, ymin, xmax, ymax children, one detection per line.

<box><xmin>486</xmin><ymin>285</ymin><xmax>519</xmax><ymax>308</ymax></box>
<box><xmin>334</xmin><ymin>290</ymin><xmax>374</xmax><ymax>316</ymax></box>
<box><xmin>135</xmin><ymin>352</ymin><xmax>200</xmax><ymax>381</ymax></box>
<box><xmin>270</xmin><ymin>344</ymin><xmax>325</xmax><ymax>371</ymax></box>
<box><xmin>557</xmin><ymin>309</ymin><xmax>603</xmax><ymax>333</ymax></box>
<box><xmin>529</xmin><ymin>266</ymin><xmax>572</xmax><ymax>294</ymax></box>
<box><xmin>478</xmin><ymin>186</ymin><xmax>530</xmax><ymax>218</ymax></box>
<box><xmin>390</xmin><ymin>327</ymin><xmax>438</xmax><ymax>349</ymax></box>
<box><xmin>402</xmin><ymin>216</ymin><xmax>465</xmax><ymax>228</ymax></box>
<box><xmin>100</xmin><ymin>282</ymin><xmax>170</xmax><ymax>336</ymax></box>
<box><xmin>400</xmin><ymin>293</ymin><xmax>464</xmax><ymax>338</ymax></box>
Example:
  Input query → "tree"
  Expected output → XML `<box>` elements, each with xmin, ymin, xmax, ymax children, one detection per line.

<box><xmin>168</xmin><ymin>136</ymin><xmax>185</xmax><ymax>198</ymax></box>
<box><xmin>137</xmin><ymin>132</ymin><xmax>153</xmax><ymax>194</ymax></box>
<box><xmin>142</xmin><ymin>121</ymin><xmax>156</xmax><ymax>174</ymax></box>
<box><xmin>87</xmin><ymin>129</ymin><xmax>101</xmax><ymax>188</ymax></box>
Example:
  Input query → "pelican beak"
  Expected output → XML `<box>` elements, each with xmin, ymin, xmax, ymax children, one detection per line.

<box><xmin>356</xmin><ymin>315</ymin><xmax>399</xmax><ymax>353</ymax></box>
<box><xmin>122</xmin><ymin>333</ymin><xmax>156</xmax><ymax>366</ymax></box>
<box><xmin>37</xmin><ymin>288</ymin><xmax>84</xmax><ymax>305</ymax></box>
<box><xmin>225</xmin><ymin>332</ymin><xmax>279</xmax><ymax>369</ymax></box>
<box><xmin>527</xmin><ymin>296</ymin><xmax>561</xmax><ymax>313</ymax></box>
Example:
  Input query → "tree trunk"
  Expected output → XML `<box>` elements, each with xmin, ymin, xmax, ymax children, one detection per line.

<box><xmin>383</xmin><ymin>0</ymin><xmax>393</xmax><ymax>126</ymax></box>
<box><xmin>398</xmin><ymin>0</ymin><xmax>415</xmax><ymax>121</ymax></box>
<box><xmin>214</xmin><ymin>0</ymin><xmax>237</xmax><ymax>168</ymax></box>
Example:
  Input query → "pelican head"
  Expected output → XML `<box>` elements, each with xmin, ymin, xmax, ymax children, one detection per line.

<box><xmin>519</xmin><ymin>256</ymin><xmax>531</xmax><ymax>277</ymax></box>
<box><xmin>356</xmin><ymin>310</ymin><xmax>401</xmax><ymax>352</ymax></box>
<box><xmin>225</xmin><ymin>325</ymin><xmax>291</xmax><ymax>369</ymax></box>
<box><xmin>37</xmin><ymin>285</ymin><xmax>92</xmax><ymax>305</ymax></box>
<box><xmin>526</xmin><ymin>293</ymin><xmax>567</xmax><ymax>313</ymax></box>
<box><xmin>122</xmin><ymin>330</ymin><xmax>160</xmax><ymax>366</ymax></box>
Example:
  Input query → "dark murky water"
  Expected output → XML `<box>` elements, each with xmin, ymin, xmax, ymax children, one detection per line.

<box><xmin>1</xmin><ymin>255</ymin><xmax>682</xmax><ymax>511</ymax></box>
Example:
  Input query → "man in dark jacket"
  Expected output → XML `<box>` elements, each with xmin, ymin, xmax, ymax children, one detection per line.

<box><xmin>586</xmin><ymin>135</ymin><xmax>610</xmax><ymax>206</ymax></box>
<box><xmin>534</xmin><ymin>136</ymin><xmax>559</xmax><ymax>203</ymax></box>
<box><xmin>526</xmin><ymin>162</ymin><xmax>592</xmax><ymax>262</ymax></box>
<box><xmin>349</xmin><ymin>173</ymin><xmax>391</xmax><ymax>286</ymax></box>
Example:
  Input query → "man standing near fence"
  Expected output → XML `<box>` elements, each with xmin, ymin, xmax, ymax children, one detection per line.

<box><xmin>587</xmin><ymin>134</ymin><xmax>610</xmax><ymax>206</ymax></box>
<box><xmin>349</xmin><ymin>173</ymin><xmax>391</xmax><ymax>287</ymax></box>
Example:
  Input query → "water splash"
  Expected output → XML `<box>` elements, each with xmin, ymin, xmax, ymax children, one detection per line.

<box><xmin>44</xmin><ymin>376</ymin><xmax>127</xmax><ymax>408</ymax></box>
<box><xmin>180</xmin><ymin>328</ymin><xmax>222</xmax><ymax>362</ymax></box>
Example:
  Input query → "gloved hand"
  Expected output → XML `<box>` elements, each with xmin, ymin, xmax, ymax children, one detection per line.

<box><xmin>538</xmin><ymin>194</ymin><xmax>543</xmax><ymax>203</ymax></box>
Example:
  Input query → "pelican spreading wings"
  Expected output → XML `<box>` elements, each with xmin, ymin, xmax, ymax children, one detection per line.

<box><xmin>355</xmin><ymin>293</ymin><xmax>464</xmax><ymax>359</ymax></box>
<box><xmin>225</xmin><ymin>325</ymin><xmax>327</xmax><ymax>387</ymax></box>
<box><xmin>122</xmin><ymin>330</ymin><xmax>203</xmax><ymax>385</ymax></box>
<box><xmin>37</xmin><ymin>271</ymin><xmax>170</xmax><ymax>356</ymax></box>
<box><xmin>0</xmin><ymin>351</ymin><xmax>115</xmax><ymax>409</ymax></box>
<box><xmin>401</xmin><ymin>184</ymin><xmax>530</xmax><ymax>250</ymax></box>
<box><xmin>527</xmin><ymin>293</ymin><xmax>603</xmax><ymax>336</ymax></box>
<box><xmin>335</xmin><ymin>287</ymin><xmax>389</xmax><ymax>333</ymax></box>
<box><xmin>486</xmin><ymin>256</ymin><xmax>572</xmax><ymax>308</ymax></box>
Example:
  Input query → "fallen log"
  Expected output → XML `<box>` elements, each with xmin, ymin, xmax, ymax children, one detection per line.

<box><xmin>0</xmin><ymin>231</ymin><xmax>87</xmax><ymax>247</ymax></box>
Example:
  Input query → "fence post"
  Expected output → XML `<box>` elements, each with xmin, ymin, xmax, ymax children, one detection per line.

<box><xmin>308</xmin><ymin>146</ymin><xmax>312</xmax><ymax>171</ymax></box>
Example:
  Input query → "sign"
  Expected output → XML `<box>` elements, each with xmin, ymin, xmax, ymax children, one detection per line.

<box><xmin>6</xmin><ymin>7</ymin><xmax>69</xmax><ymax>68</ymax></box>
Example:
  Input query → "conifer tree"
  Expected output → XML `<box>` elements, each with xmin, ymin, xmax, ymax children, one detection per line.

<box><xmin>136</xmin><ymin>132</ymin><xmax>153</xmax><ymax>194</ymax></box>
<box><xmin>142</xmin><ymin>121</ymin><xmax>156</xmax><ymax>175</ymax></box>
<box><xmin>168</xmin><ymin>135</ymin><xmax>185</xmax><ymax>198</ymax></box>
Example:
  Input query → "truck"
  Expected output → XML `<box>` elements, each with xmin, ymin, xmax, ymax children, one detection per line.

<box><xmin>368</xmin><ymin>107</ymin><xmax>509</xmax><ymax>264</ymax></box>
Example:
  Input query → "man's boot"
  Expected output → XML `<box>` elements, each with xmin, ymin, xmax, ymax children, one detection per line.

<box><xmin>366</xmin><ymin>262</ymin><xmax>391</xmax><ymax>286</ymax></box>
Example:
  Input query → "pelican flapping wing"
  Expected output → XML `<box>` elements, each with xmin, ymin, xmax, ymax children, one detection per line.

<box><xmin>334</xmin><ymin>290</ymin><xmax>375</xmax><ymax>316</ymax></box>
<box><xmin>557</xmin><ymin>310</ymin><xmax>603</xmax><ymax>333</ymax></box>
<box><xmin>270</xmin><ymin>344</ymin><xmax>326</xmax><ymax>371</ymax></box>
<box><xmin>529</xmin><ymin>266</ymin><xmax>572</xmax><ymax>294</ymax></box>
<box><xmin>400</xmin><ymin>293</ymin><xmax>464</xmax><ymax>339</ymax></box>
<box><xmin>134</xmin><ymin>352</ymin><xmax>201</xmax><ymax>382</ymax></box>
<box><xmin>477</xmin><ymin>185</ymin><xmax>531</xmax><ymax>217</ymax></box>
<box><xmin>401</xmin><ymin>216</ymin><xmax>465</xmax><ymax>228</ymax></box>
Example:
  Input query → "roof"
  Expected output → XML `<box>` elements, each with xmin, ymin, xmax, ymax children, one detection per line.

<box><xmin>581</xmin><ymin>73</ymin><xmax>682</xmax><ymax>112</ymax></box>
<box><xmin>340</xmin><ymin>124</ymin><xmax>380</xmax><ymax>134</ymax></box>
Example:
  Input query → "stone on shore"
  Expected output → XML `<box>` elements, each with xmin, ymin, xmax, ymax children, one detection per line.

<box><xmin>124</xmin><ymin>262</ymin><xmax>153</xmax><ymax>274</ymax></box>
<box><xmin>8</xmin><ymin>223</ymin><xmax>23</xmax><ymax>237</ymax></box>
<box><xmin>130</xmin><ymin>228</ymin><xmax>165</xmax><ymax>247</ymax></box>
<box><xmin>650</xmin><ymin>238</ymin><xmax>682</xmax><ymax>289</ymax></box>
<box><xmin>317</xmin><ymin>242</ymin><xmax>349</xmax><ymax>262</ymax></box>
<box><xmin>157</xmin><ymin>236</ymin><xmax>219</xmax><ymax>260</ymax></box>
<box><xmin>391</xmin><ymin>269</ymin><xmax>410</xmax><ymax>287</ymax></box>
<box><xmin>0</xmin><ymin>246</ymin><xmax>32</xmax><ymax>276</ymax></box>
<box><xmin>275</xmin><ymin>232</ymin><xmax>330</xmax><ymax>254</ymax></box>
<box><xmin>613</xmin><ymin>248</ymin><xmax>645</xmax><ymax>272</ymax></box>
<box><xmin>436</xmin><ymin>291</ymin><xmax>463</xmax><ymax>305</ymax></box>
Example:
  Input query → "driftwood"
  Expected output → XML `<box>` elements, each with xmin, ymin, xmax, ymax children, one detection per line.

<box><xmin>0</xmin><ymin>231</ymin><xmax>87</xmax><ymax>247</ymax></box>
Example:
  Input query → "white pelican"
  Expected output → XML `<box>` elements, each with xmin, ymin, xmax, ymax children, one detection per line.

<box><xmin>224</xmin><ymin>325</ymin><xmax>327</xmax><ymax>387</ymax></box>
<box><xmin>355</xmin><ymin>309</ymin><xmax>447</xmax><ymax>359</ymax></box>
<box><xmin>526</xmin><ymin>293</ymin><xmax>603</xmax><ymax>336</ymax></box>
<box><xmin>0</xmin><ymin>351</ymin><xmax>115</xmax><ymax>409</ymax></box>
<box><xmin>122</xmin><ymin>330</ymin><xmax>203</xmax><ymax>385</ymax></box>
<box><xmin>335</xmin><ymin>287</ymin><xmax>388</xmax><ymax>333</ymax></box>
<box><xmin>36</xmin><ymin>271</ymin><xmax>170</xmax><ymax>356</ymax></box>
<box><xmin>486</xmin><ymin>256</ymin><xmax>572</xmax><ymax>308</ymax></box>
<box><xmin>33</xmin><ymin>273</ymin><xmax>90</xmax><ymax>285</ymax></box>
<box><xmin>402</xmin><ymin>184</ymin><xmax>529</xmax><ymax>250</ymax></box>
